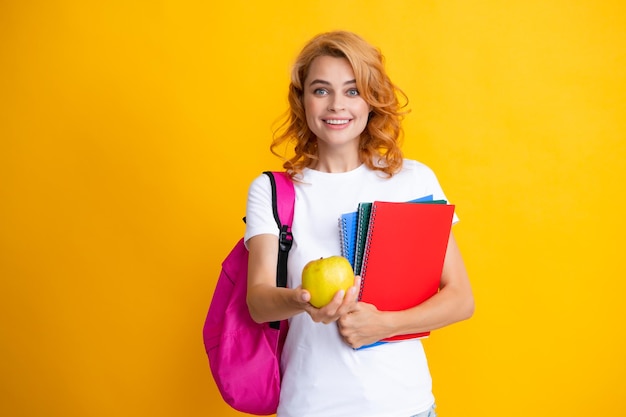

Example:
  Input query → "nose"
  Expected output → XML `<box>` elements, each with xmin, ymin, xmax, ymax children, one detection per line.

<box><xmin>328</xmin><ymin>95</ymin><xmax>345</xmax><ymax>112</ymax></box>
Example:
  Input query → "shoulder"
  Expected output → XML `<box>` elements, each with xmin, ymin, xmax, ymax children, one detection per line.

<box><xmin>401</xmin><ymin>158</ymin><xmax>435</xmax><ymax>174</ymax></box>
<box><xmin>249</xmin><ymin>172</ymin><xmax>272</xmax><ymax>189</ymax></box>
<box><xmin>372</xmin><ymin>156</ymin><xmax>437</xmax><ymax>178</ymax></box>
<box><xmin>396</xmin><ymin>159</ymin><xmax>440</xmax><ymax>183</ymax></box>
<box><xmin>244</xmin><ymin>173</ymin><xmax>280</xmax><ymax>243</ymax></box>
<box><xmin>246</xmin><ymin>172</ymin><xmax>278</xmax><ymax>220</ymax></box>
<box><xmin>247</xmin><ymin>172</ymin><xmax>273</xmax><ymax>200</ymax></box>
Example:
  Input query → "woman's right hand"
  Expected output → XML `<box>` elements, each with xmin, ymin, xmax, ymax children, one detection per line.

<box><xmin>295</xmin><ymin>276</ymin><xmax>361</xmax><ymax>324</ymax></box>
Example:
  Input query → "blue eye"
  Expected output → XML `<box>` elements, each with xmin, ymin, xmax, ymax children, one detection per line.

<box><xmin>346</xmin><ymin>88</ymin><xmax>360</xmax><ymax>96</ymax></box>
<box><xmin>314</xmin><ymin>88</ymin><xmax>328</xmax><ymax>96</ymax></box>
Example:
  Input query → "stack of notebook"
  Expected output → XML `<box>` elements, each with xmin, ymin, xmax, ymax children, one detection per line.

<box><xmin>338</xmin><ymin>196</ymin><xmax>455</xmax><ymax>345</ymax></box>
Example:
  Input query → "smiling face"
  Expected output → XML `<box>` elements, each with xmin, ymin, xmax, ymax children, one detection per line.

<box><xmin>303</xmin><ymin>56</ymin><xmax>371</xmax><ymax>155</ymax></box>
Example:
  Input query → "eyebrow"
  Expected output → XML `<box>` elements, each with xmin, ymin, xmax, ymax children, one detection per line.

<box><xmin>308</xmin><ymin>79</ymin><xmax>357</xmax><ymax>87</ymax></box>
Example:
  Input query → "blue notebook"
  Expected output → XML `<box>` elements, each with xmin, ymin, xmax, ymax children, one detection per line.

<box><xmin>339</xmin><ymin>211</ymin><xmax>359</xmax><ymax>269</ymax></box>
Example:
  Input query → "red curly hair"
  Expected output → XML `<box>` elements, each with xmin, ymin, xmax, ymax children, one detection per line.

<box><xmin>271</xmin><ymin>31</ymin><xmax>409</xmax><ymax>178</ymax></box>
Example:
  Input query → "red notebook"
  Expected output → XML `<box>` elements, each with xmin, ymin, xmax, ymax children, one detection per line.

<box><xmin>358</xmin><ymin>201</ymin><xmax>455</xmax><ymax>342</ymax></box>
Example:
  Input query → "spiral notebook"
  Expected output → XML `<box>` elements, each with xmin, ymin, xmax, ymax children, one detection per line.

<box><xmin>358</xmin><ymin>201</ymin><xmax>455</xmax><ymax>344</ymax></box>
<box><xmin>353</xmin><ymin>202</ymin><xmax>373</xmax><ymax>275</ymax></box>
<box><xmin>339</xmin><ymin>211</ymin><xmax>358</xmax><ymax>269</ymax></box>
<box><xmin>339</xmin><ymin>195</ymin><xmax>434</xmax><ymax>271</ymax></box>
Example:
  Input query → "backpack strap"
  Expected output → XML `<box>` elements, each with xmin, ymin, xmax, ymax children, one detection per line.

<box><xmin>263</xmin><ymin>171</ymin><xmax>295</xmax><ymax>330</ymax></box>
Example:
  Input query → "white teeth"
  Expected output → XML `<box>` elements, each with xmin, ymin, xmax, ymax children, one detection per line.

<box><xmin>325</xmin><ymin>119</ymin><xmax>349</xmax><ymax>125</ymax></box>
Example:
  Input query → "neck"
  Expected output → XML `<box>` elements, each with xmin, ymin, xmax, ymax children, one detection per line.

<box><xmin>312</xmin><ymin>141</ymin><xmax>361</xmax><ymax>173</ymax></box>
<box><xmin>311</xmin><ymin>154</ymin><xmax>361</xmax><ymax>173</ymax></box>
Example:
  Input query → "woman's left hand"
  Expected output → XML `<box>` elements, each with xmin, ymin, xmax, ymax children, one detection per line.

<box><xmin>337</xmin><ymin>302</ymin><xmax>390</xmax><ymax>349</ymax></box>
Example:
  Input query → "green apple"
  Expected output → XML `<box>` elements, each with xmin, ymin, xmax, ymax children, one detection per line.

<box><xmin>301</xmin><ymin>256</ymin><xmax>354</xmax><ymax>308</ymax></box>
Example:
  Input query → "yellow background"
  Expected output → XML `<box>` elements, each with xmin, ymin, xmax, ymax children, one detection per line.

<box><xmin>1</xmin><ymin>1</ymin><xmax>625</xmax><ymax>416</ymax></box>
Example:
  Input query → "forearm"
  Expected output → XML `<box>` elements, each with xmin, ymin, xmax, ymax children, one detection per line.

<box><xmin>246</xmin><ymin>233</ymin><xmax>305</xmax><ymax>323</ymax></box>
<box><xmin>385</xmin><ymin>283</ymin><xmax>474</xmax><ymax>338</ymax></box>
<box><xmin>247</xmin><ymin>284</ymin><xmax>305</xmax><ymax>324</ymax></box>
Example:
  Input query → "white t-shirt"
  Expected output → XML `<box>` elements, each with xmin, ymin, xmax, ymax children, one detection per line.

<box><xmin>244</xmin><ymin>159</ymin><xmax>456</xmax><ymax>417</ymax></box>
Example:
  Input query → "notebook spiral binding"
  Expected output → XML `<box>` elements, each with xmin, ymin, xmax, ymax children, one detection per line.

<box><xmin>354</xmin><ymin>203</ymin><xmax>372</xmax><ymax>276</ymax></box>
<box><xmin>358</xmin><ymin>204</ymin><xmax>377</xmax><ymax>300</ymax></box>
<box><xmin>339</xmin><ymin>217</ymin><xmax>348</xmax><ymax>258</ymax></box>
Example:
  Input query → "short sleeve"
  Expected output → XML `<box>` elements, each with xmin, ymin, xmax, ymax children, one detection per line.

<box><xmin>243</xmin><ymin>173</ymin><xmax>279</xmax><ymax>247</ymax></box>
<box><xmin>406</xmin><ymin>159</ymin><xmax>460</xmax><ymax>224</ymax></box>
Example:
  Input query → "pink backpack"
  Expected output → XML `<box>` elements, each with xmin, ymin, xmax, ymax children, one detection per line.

<box><xmin>203</xmin><ymin>171</ymin><xmax>295</xmax><ymax>415</ymax></box>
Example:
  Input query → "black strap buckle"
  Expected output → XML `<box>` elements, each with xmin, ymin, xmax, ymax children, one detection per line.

<box><xmin>279</xmin><ymin>225</ymin><xmax>293</xmax><ymax>252</ymax></box>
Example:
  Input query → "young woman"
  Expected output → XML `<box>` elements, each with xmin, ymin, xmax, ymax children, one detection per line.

<box><xmin>245</xmin><ymin>30</ymin><xmax>474</xmax><ymax>417</ymax></box>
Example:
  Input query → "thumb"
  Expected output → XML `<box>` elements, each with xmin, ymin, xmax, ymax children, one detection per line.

<box><xmin>296</xmin><ymin>286</ymin><xmax>311</xmax><ymax>303</ymax></box>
